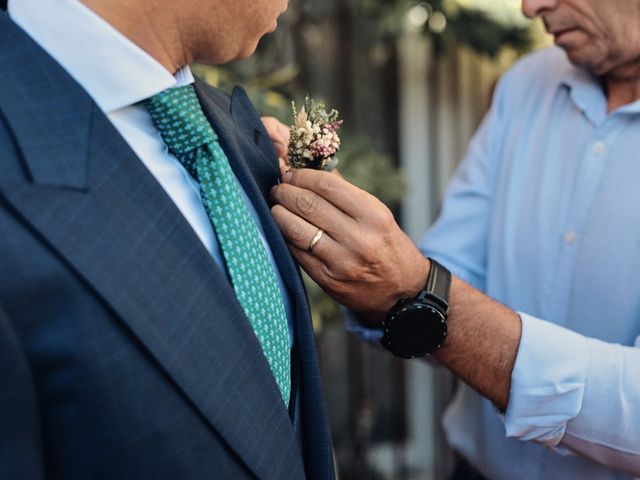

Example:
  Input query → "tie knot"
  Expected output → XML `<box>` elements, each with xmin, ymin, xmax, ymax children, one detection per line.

<box><xmin>146</xmin><ymin>85</ymin><xmax>217</xmax><ymax>155</ymax></box>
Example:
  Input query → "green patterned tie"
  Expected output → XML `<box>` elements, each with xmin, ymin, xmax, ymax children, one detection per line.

<box><xmin>146</xmin><ymin>85</ymin><xmax>291</xmax><ymax>406</ymax></box>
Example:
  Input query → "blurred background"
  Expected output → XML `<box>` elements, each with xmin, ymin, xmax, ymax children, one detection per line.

<box><xmin>198</xmin><ymin>1</ymin><xmax>550</xmax><ymax>478</ymax></box>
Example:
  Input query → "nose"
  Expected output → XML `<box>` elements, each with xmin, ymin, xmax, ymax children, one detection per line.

<box><xmin>521</xmin><ymin>0</ymin><xmax>557</xmax><ymax>18</ymax></box>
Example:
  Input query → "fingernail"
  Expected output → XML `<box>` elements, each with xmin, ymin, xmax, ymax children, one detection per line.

<box><xmin>282</xmin><ymin>168</ymin><xmax>293</xmax><ymax>182</ymax></box>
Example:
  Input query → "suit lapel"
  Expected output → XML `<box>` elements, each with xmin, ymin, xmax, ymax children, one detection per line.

<box><xmin>0</xmin><ymin>14</ymin><xmax>304</xmax><ymax>479</ymax></box>
<box><xmin>197</xmin><ymin>83</ymin><xmax>335</xmax><ymax>478</ymax></box>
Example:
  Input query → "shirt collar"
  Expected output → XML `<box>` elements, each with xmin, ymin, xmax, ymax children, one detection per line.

<box><xmin>560</xmin><ymin>59</ymin><xmax>640</xmax><ymax>124</ymax></box>
<box><xmin>8</xmin><ymin>0</ymin><xmax>194</xmax><ymax>113</ymax></box>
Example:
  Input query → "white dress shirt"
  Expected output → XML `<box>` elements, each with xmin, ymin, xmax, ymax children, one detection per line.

<box><xmin>9</xmin><ymin>0</ymin><xmax>294</xmax><ymax>331</ymax></box>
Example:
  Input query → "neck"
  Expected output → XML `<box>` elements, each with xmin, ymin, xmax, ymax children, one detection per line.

<box><xmin>80</xmin><ymin>0</ymin><xmax>189</xmax><ymax>74</ymax></box>
<box><xmin>603</xmin><ymin>65</ymin><xmax>640</xmax><ymax>112</ymax></box>
<box><xmin>606</xmin><ymin>77</ymin><xmax>640</xmax><ymax>112</ymax></box>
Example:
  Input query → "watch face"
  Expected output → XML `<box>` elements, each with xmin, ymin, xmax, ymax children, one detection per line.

<box><xmin>384</xmin><ymin>303</ymin><xmax>447</xmax><ymax>358</ymax></box>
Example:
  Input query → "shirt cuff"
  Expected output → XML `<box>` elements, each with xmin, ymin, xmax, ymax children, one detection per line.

<box><xmin>503</xmin><ymin>313</ymin><xmax>590</xmax><ymax>447</ymax></box>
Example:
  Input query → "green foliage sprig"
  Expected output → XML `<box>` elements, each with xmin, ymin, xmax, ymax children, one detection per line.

<box><xmin>355</xmin><ymin>0</ymin><xmax>532</xmax><ymax>57</ymax></box>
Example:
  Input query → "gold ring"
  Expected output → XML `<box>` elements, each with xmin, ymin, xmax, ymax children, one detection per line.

<box><xmin>307</xmin><ymin>229</ymin><xmax>325</xmax><ymax>254</ymax></box>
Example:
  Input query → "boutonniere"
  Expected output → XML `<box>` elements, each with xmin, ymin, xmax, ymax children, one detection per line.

<box><xmin>288</xmin><ymin>97</ymin><xmax>343</xmax><ymax>171</ymax></box>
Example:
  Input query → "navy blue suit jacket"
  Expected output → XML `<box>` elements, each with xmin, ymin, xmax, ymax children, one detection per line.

<box><xmin>0</xmin><ymin>13</ymin><xmax>335</xmax><ymax>480</ymax></box>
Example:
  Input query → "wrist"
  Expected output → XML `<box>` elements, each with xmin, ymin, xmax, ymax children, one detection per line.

<box><xmin>378</xmin><ymin>256</ymin><xmax>432</xmax><ymax>321</ymax></box>
<box><xmin>380</xmin><ymin>257</ymin><xmax>451</xmax><ymax>359</ymax></box>
<box><xmin>358</xmin><ymin>257</ymin><xmax>431</xmax><ymax>327</ymax></box>
<box><xmin>396</xmin><ymin>256</ymin><xmax>431</xmax><ymax>304</ymax></box>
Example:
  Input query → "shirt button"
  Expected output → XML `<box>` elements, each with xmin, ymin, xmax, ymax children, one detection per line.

<box><xmin>564</xmin><ymin>231</ymin><xmax>578</xmax><ymax>244</ymax></box>
<box><xmin>593</xmin><ymin>141</ymin><xmax>607</xmax><ymax>156</ymax></box>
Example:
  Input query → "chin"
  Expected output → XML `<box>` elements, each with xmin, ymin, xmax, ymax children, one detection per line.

<box><xmin>195</xmin><ymin>45</ymin><xmax>258</xmax><ymax>66</ymax></box>
<box><xmin>194</xmin><ymin>55</ymin><xmax>233</xmax><ymax>67</ymax></box>
<box><xmin>235</xmin><ymin>35</ymin><xmax>270</xmax><ymax>61</ymax></box>
<box><xmin>568</xmin><ymin>56</ymin><xmax>603</xmax><ymax>75</ymax></box>
<box><xmin>195</xmin><ymin>31</ymin><xmax>268</xmax><ymax>65</ymax></box>
<box><xmin>565</xmin><ymin>47</ymin><xmax>607</xmax><ymax>74</ymax></box>
<box><xmin>235</xmin><ymin>44</ymin><xmax>259</xmax><ymax>61</ymax></box>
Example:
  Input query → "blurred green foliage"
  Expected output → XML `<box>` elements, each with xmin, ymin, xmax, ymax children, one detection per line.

<box><xmin>438</xmin><ymin>4</ymin><xmax>532</xmax><ymax>57</ymax></box>
<box><xmin>352</xmin><ymin>0</ymin><xmax>532</xmax><ymax>56</ymax></box>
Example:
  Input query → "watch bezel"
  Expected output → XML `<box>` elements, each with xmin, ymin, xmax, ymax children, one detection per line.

<box><xmin>381</xmin><ymin>299</ymin><xmax>448</xmax><ymax>359</ymax></box>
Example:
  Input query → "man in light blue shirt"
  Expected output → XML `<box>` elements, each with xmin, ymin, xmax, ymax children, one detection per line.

<box><xmin>269</xmin><ymin>0</ymin><xmax>640</xmax><ymax>478</ymax></box>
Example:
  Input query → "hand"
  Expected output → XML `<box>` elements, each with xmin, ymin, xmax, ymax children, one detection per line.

<box><xmin>270</xmin><ymin>168</ymin><xmax>430</xmax><ymax>324</ymax></box>
<box><xmin>271</xmin><ymin>167</ymin><xmax>521</xmax><ymax>411</ymax></box>
<box><xmin>261</xmin><ymin>116</ymin><xmax>290</xmax><ymax>160</ymax></box>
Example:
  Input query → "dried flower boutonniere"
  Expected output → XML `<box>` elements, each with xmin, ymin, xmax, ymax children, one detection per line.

<box><xmin>288</xmin><ymin>97</ymin><xmax>343</xmax><ymax>171</ymax></box>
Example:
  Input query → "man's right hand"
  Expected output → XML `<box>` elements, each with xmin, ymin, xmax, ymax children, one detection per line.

<box><xmin>270</xmin><ymin>167</ymin><xmax>430</xmax><ymax>324</ymax></box>
<box><xmin>271</xmin><ymin>168</ymin><xmax>522</xmax><ymax>410</ymax></box>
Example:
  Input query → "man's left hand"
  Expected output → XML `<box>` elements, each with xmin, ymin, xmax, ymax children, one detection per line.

<box><xmin>261</xmin><ymin>116</ymin><xmax>290</xmax><ymax>160</ymax></box>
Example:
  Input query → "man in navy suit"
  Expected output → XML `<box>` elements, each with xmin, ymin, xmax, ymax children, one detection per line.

<box><xmin>0</xmin><ymin>1</ymin><xmax>334</xmax><ymax>479</ymax></box>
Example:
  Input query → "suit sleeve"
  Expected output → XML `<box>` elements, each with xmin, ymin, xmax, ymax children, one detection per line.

<box><xmin>0</xmin><ymin>303</ymin><xmax>45</xmax><ymax>480</ymax></box>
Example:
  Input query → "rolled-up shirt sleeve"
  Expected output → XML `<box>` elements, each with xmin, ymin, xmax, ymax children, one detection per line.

<box><xmin>504</xmin><ymin>313</ymin><xmax>640</xmax><ymax>475</ymax></box>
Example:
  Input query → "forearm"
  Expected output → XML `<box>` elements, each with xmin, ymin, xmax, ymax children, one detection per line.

<box><xmin>420</xmin><ymin>274</ymin><xmax>640</xmax><ymax>474</ymax></box>
<box><xmin>433</xmin><ymin>275</ymin><xmax>521</xmax><ymax>410</ymax></box>
<box><xmin>354</xmin><ymin>261</ymin><xmax>640</xmax><ymax>473</ymax></box>
<box><xmin>351</xmin><ymin>261</ymin><xmax>521</xmax><ymax>409</ymax></box>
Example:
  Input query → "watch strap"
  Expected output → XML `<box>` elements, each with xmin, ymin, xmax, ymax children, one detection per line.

<box><xmin>420</xmin><ymin>258</ymin><xmax>451</xmax><ymax>311</ymax></box>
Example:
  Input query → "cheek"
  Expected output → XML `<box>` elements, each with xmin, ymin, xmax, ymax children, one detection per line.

<box><xmin>614</xmin><ymin>21</ymin><xmax>640</xmax><ymax>58</ymax></box>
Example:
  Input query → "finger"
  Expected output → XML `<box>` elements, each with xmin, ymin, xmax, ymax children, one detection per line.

<box><xmin>273</xmin><ymin>142</ymin><xmax>287</xmax><ymax>159</ymax></box>
<box><xmin>279</xmin><ymin>157</ymin><xmax>292</xmax><ymax>177</ymax></box>
<box><xmin>262</xmin><ymin>117</ymin><xmax>290</xmax><ymax>143</ymax></box>
<box><xmin>287</xmin><ymin>245</ymin><xmax>362</xmax><ymax>314</ymax></box>
<box><xmin>278</xmin><ymin>123</ymin><xmax>291</xmax><ymax>143</ymax></box>
<box><xmin>271</xmin><ymin>183</ymin><xmax>355</xmax><ymax>241</ymax></box>
<box><xmin>261</xmin><ymin>116</ymin><xmax>290</xmax><ymax>157</ymax></box>
<box><xmin>272</xmin><ymin>116</ymin><xmax>290</xmax><ymax>138</ymax></box>
<box><xmin>278</xmin><ymin>157</ymin><xmax>291</xmax><ymax>174</ymax></box>
<box><xmin>281</xmin><ymin>167</ymin><xmax>377</xmax><ymax>220</ymax></box>
<box><xmin>270</xmin><ymin>204</ymin><xmax>338</xmax><ymax>257</ymax></box>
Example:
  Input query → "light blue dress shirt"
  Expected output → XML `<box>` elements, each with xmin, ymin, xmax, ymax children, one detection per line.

<box><xmin>421</xmin><ymin>47</ymin><xmax>640</xmax><ymax>479</ymax></box>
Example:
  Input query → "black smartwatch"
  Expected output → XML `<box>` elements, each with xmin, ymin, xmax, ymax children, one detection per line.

<box><xmin>380</xmin><ymin>258</ymin><xmax>451</xmax><ymax>359</ymax></box>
